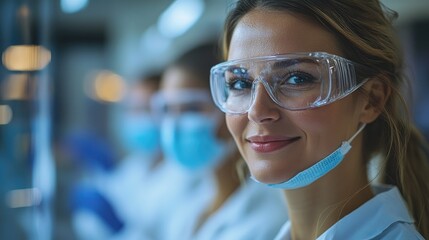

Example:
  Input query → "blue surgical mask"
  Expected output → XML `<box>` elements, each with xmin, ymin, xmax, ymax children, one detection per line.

<box><xmin>160</xmin><ymin>113</ymin><xmax>228</xmax><ymax>171</ymax></box>
<box><xmin>252</xmin><ymin>124</ymin><xmax>366</xmax><ymax>189</ymax></box>
<box><xmin>119</xmin><ymin>114</ymin><xmax>160</xmax><ymax>155</ymax></box>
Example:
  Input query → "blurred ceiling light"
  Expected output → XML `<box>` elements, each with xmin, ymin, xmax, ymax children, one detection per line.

<box><xmin>157</xmin><ymin>0</ymin><xmax>205</xmax><ymax>38</ymax></box>
<box><xmin>2</xmin><ymin>74</ymin><xmax>32</xmax><ymax>100</ymax></box>
<box><xmin>85</xmin><ymin>70</ymin><xmax>126</xmax><ymax>103</ymax></box>
<box><xmin>61</xmin><ymin>0</ymin><xmax>89</xmax><ymax>13</ymax></box>
<box><xmin>6</xmin><ymin>188</ymin><xmax>42</xmax><ymax>208</ymax></box>
<box><xmin>0</xmin><ymin>105</ymin><xmax>13</xmax><ymax>125</ymax></box>
<box><xmin>2</xmin><ymin>45</ymin><xmax>51</xmax><ymax>71</ymax></box>
<box><xmin>18</xmin><ymin>4</ymin><xmax>30</xmax><ymax>18</ymax></box>
<box><xmin>140</xmin><ymin>26</ymin><xmax>172</xmax><ymax>53</ymax></box>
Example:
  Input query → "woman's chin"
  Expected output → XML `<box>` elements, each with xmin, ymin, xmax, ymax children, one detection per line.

<box><xmin>250</xmin><ymin>168</ymin><xmax>293</xmax><ymax>185</ymax></box>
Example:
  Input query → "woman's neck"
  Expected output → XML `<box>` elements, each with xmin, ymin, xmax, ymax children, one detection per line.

<box><xmin>284</xmin><ymin>156</ymin><xmax>374</xmax><ymax>240</ymax></box>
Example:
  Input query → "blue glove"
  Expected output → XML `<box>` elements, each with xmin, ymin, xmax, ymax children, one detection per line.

<box><xmin>70</xmin><ymin>185</ymin><xmax>124</xmax><ymax>233</ymax></box>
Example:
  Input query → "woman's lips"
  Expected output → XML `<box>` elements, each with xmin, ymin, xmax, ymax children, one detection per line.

<box><xmin>247</xmin><ymin>136</ymin><xmax>300</xmax><ymax>153</ymax></box>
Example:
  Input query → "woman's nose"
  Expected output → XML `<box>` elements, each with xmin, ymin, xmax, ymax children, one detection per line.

<box><xmin>247</xmin><ymin>82</ymin><xmax>281</xmax><ymax>124</ymax></box>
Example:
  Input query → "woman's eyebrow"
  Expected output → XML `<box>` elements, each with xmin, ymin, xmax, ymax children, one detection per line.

<box><xmin>271</xmin><ymin>58</ymin><xmax>316</xmax><ymax>69</ymax></box>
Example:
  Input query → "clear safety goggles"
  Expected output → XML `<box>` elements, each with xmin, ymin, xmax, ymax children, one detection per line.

<box><xmin>210</xmin><ymin>52</ymin><xmax>372</xmax><ymax>114</ymax></box>
<box><xmin>151</xmin><ymin>89</ymin><xmax>216</xmax><ymax>116</ymax></box>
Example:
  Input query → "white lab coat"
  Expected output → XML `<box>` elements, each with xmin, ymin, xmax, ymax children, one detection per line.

<box><xmin>102</xmin><ymin>153</ymin><xmax>155</xmax><ymax>215</ymax></box>
<box><xmin>74</xmin><ymin>153</ymin><xmax>158</xmax><ymax>240</ymax></box>
<box><xmin>71</xmin><ymin>156</ymin><xmax>131</xmax><ymax>240</ymax></box>
<box><xmin>99</xmin><ymin>156</ymin><xmax>205</xmax><ymax>240</ymax></box>
<box><xmin>162</xmin><ymin>179</ymin><xmax>289</xmax><ymax>240</ymax></box>
<box><xmin>274</xmin><ymin>185</ymin><xmax>424</xmax><ymax>240</ymax></box>
<box><xmin>134</xmin><ymin>160</ymin><xmax>209</xmax><ymax>239</ymax></box>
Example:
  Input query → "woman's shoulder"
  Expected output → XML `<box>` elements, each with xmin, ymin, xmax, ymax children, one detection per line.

<box><xmin>374</xmin><ymin>221</ymin><xmax>424</xmax><ymax>240</ymax></box>
<box><xmin>318</xmin><ymin>185</ymin><xmax>422</xmax><ymax>239</ymax></box>
<box><xmin>371</xmin><ymin>185</ymin><xmax>423</xmax><ymax>239</ymax></box>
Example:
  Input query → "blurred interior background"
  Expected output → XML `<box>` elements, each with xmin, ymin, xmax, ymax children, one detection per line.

<box><xmin>0</xmin><ymin>0</ymin><xmax>428</xmax><ymax>239</ymax></box>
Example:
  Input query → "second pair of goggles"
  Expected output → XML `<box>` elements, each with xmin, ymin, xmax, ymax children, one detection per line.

<box><xmin>151</xmin><ymin>89</ymin><xmax>215</xmax><ymax>115</ymax></box>
<box><xmin>210</xmin><ymin>52</ymin><xmax>373</xmax><ymax>114</ymax></box>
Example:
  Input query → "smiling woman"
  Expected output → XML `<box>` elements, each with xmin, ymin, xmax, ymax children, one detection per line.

<box><xmin>212</xmin><ymin>0</ymin><xmax>429</xmax><ymax>239</ymax></box>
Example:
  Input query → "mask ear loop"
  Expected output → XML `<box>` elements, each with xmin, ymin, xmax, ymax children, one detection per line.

<box><xmin>339</xmin><ymin>123</ymin><xmax>367</xmax><ymax>154</ymax></box>
<box><xmin>348</xmin><ymin>123</ymin><xmax>367</xmax><ymax>143</ymax></box>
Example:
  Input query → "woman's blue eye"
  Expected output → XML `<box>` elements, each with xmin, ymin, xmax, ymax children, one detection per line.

<box><xmin>226</xmin><ymin>77</ymin><xmax>252</xmax><ymax>91</ymax></box>
<box><xmin>231</xmin><ymin>79</ymin><xmax>252</xmax><ymax>90</ymax></box>
<box><xmin>285</xmin><ymin>72</ymin><xmax>315</xmax><ymax>85</ymax></box>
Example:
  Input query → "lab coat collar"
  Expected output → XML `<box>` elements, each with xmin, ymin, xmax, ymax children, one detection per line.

<box><xmin>275</xmin><ymin>185</ymin><xmax>415</xmax><ymax>240</ymax></box>
<box><xmin>319</xmin><ymin>185</ymin><xmax>414</xmax><ymax>239</ymax></box>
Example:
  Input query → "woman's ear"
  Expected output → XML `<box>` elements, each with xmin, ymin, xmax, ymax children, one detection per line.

<box><xmin>359</xmin><ymin>77</ymin><xmax>391</xmax><ymax>124</ymax></box>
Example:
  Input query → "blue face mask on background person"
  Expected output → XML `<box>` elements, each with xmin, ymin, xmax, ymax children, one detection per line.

<box><xmin>119</xmin><ymin>113</ymin><xmax>160</xmax><ymax>155</ymax></box>
<box><xmin>160</xmin><ymin>113</ymin><xmax>228</xmax><ymax>171</ymax></box>
<box><xmin>252</xmin><ymin>124</ymin><xmax>366</xmax><ymax>189</ymax></box>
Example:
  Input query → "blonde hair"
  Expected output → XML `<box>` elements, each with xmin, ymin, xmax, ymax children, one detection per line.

<box><xmin>222</xmin><ymin>0</ymin><xmax>429</xmax><ymax>237</ymax></box>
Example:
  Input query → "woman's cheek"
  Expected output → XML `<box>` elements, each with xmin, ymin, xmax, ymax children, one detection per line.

<box><xmin>289</xmin><ymin>101</ymin><xmax>350</xmax><ymax>132</ymax></box>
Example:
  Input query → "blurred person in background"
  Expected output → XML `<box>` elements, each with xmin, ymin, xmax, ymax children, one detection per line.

<box><xmin>68</xmin><ymin>72</ymin><xmax>165</xmax><ymax>239</ymax></box>
<box><xmin>101</xmin><ymin>72</ymin><xmax>165</xmax><ymax>239</ymax></box>
<box><xmin>154</xmin><ymin>42</ymin><xmax>288</xmax><ymax>240</ymax></box>
<box><xmin>62</xmin><ymin>129</ymin><xmax>123</xmax><ymax>240</ymax></box>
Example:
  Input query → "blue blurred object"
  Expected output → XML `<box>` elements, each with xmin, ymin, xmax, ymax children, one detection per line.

<box><xmin>118</xmin><ymin>113</ymin><xmax>161</xmax><ymax>154</ymax></box>
<box><xmin>62</xmin><ymin>130</ymin><xmax>116</xmax><ymax>172</ymax></box>
<box><xmin>70</xmin><ymin>185</ymin><xmax>124</xmax><ymax>234</ymax></box>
